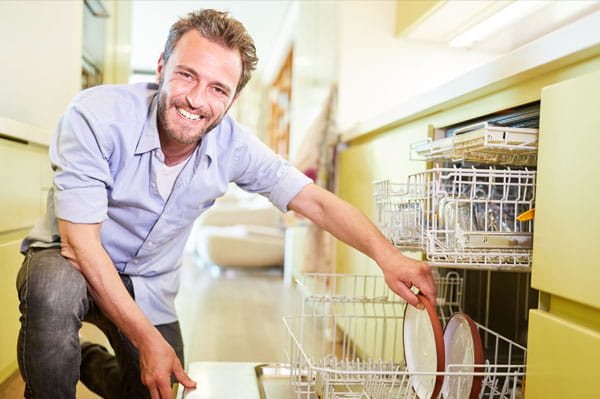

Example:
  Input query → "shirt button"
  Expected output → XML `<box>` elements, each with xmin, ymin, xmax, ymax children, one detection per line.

<box><xmin>132</xmin><ymin>259</ymin><xmax>139</xmax><ymax>265</ymax></box>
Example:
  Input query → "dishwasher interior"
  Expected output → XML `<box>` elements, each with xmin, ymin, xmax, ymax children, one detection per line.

<box><xmin>284</xmin><ymin>104</ymin><xmax>539</xmax><ymax>399</ymax></box>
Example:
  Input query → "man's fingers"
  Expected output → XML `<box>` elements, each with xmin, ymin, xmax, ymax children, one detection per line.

<box><xmin>415</xmin><ymin>275</ymin><xmax>436</xmax><ymax>308</ymax></box>
<box><xmin>423</xmin><ymin>274</ymin><xmax>437</xmax><ymax>306</ymax></box>
<box><xmin>174</xmin><ymin>363</ymin><xmax>197</xmax><ymax>389</ymax></box>
<box><xmin>149</xmin><ymin>385</ymin><xmax>160</xmax><ymax>399</ymax></box>
<box><xmin>157</xmin><ymin>377</ymin><xmax>172</xmax><ymax>399</ymax></box>
<box><xmin>421</xmin><ymin>282</ymin><xmax>437</xmax><ymax>308</ymax></box>
<box><xmin>394</xmin><ymin>282</ymin><xmax>422</xmax><ymax>309</ymax></box>
<box><xmin>423</xmin><ymin>291</ymin><xmax>436</xmax><ymax>308</ymax></box>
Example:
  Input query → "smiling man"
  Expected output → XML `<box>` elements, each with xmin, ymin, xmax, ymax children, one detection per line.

<box><xmin>16</xmin><ymin>9</ymin><xmax>435</xmax><ymax>399</ymax></box>
<box><xmin>156</xmin><ymin>31</ymin><xmax>240</xmax><ymax>153</ymax></box>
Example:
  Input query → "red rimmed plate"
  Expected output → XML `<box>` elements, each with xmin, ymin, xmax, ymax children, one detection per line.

<box><xmin>441</xmin><ymin>313</ymin><xmax>485</xmax><ymax>399</ymax></box>
<box><xmin>403</xmin><ymin>295</ymin><xmax>445</xmax><ymax>399</ymax></box>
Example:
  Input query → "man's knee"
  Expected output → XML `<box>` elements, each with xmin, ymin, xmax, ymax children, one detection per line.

<box><xmin>19</xmin><ymin>248</ymin><xmax>88</xmax><ymax>322</ymax></box>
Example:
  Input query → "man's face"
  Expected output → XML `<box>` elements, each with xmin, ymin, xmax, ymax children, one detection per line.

<box><xmin>156</xmin><ymin>31</ymin><xmax>242</xmax><ymax>145</ymax></box>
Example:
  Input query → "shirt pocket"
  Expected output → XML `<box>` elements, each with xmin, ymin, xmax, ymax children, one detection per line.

<box><xmin>164</xmin><ymin>199</ymin><xmax>215</xmax><ymax>229</ymax></box>
<box><xmin>179</xmin><ymin>200</ymin><xmax>214</xmax><ymax>221</ymax></box>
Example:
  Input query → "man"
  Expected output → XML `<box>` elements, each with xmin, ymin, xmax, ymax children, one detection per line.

<box><xmin>17</xmin><ymin>9</ymin><xmax>435</xmax><ymax>399</ymax></box>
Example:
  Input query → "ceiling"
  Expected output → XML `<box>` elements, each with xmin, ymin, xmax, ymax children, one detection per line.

<box><xmin>400</xmin><ymin>0</ymin><xmax>600</xmax><ymax>52</ymax></box>
<box><xmin>129</xmin><ymin>0</ymin><xmax>600</xmax><ymax>82</ymax></box>
<box><xmin>130</xmin><ymin>1</ymin><xmax>293</xmax><ymax>78</ymax></box>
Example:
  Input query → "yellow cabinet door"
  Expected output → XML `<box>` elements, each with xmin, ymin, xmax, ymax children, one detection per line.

<box><xmin>526</xmin><ymin>310</ymin><xmax>600</xmax><ymax>399</ymax></box>
<box><xmin>532</xmin><ymin>70</ymin><xmax>600</xmax><ymax>309</ymax></box>
<box><xmin>0</xmin><ymin>139</ymin><xmax>44</xmax><ymax>232</ymax></box>
<box><xmin>0</xmin><ymin>233</ymin><xmax>25</xmax><ymax>382</ymax></box>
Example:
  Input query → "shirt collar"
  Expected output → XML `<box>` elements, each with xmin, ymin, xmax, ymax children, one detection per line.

<box><xmin>135</xmin><ymin>93</ymin><xmax>161</xmax><ymax>155</ymax></box>
<box><xmin>199</xmin><ymin>126</ymin><xmax>218</xmax><ymax>166</ymax></box>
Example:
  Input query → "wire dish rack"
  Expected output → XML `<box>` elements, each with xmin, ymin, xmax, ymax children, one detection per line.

<box><xmin>374</xmin><ymin>167</ymin><xmax>536</xmax><ymax>270</ymax></box>
<box><xmin>284</xmin><ymin>273</ymin><xmax>526</xmax><ymax>399</ymax></box>
<box><xmin>410</xmin><ymin>122</ymin><xmax>539</xmax><ymax>166</ymax></box>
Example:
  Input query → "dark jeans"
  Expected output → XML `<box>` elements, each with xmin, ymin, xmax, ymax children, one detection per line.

<box><xmin>16</xmin><ymin>248</ymin><xmax>184</xmax><ymax>399</ymax></box>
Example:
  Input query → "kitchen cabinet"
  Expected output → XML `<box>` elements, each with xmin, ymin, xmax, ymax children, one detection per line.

<box><xmin>0</xmin><ymin>0</ymin><xmax>130</xmax><ymax>383</ymax></box>
<box><xmin>0</xmin><ymin>137</ymin><xmax>50</xmax><ymax>383</ymax></box>
<box><xmin>527</xmin><ymin>310</ymin><xmax>600</xmax><ymax>398</ymax></box>
<box><xmin>0</xmin><ymin>138</ymin><xmax>48</xmax><ymax>232</ymax></box>
<box><xmin>0</xmin><ymin>234</ymin><xmax>26</xmax><ymax>382</ymax></box>
<box><xmin>530</xmin><ymin>69</ymin><xmax>600</xmax><ymax>307</ymax></box>
<box><xmin>526</xmin><ymin>70</ymin><xmax>600</xmax><ymax>398</ymax></box>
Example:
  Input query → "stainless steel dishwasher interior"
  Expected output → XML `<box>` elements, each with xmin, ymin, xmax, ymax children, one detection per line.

<box><xmin>255</xmin><ymin>363</ymin><xmax>295</xmax><ymax>399</ymax></box>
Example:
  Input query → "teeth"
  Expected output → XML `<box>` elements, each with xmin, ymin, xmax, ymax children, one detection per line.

<box><xmin>178</xmin><ymin>107</ymin><xmax>202</xmax><ymax>121</ymax></box>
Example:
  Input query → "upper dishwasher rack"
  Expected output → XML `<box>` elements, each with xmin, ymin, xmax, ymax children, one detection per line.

<box><xmin>410</xmin><ymin>122</ymin><xmax>539</xmax><ymax>166</ymax></box>
<box><xmin>374</xmin><ymin>167</ymin><xmax>536</xmax><ymax>270</ymax></box>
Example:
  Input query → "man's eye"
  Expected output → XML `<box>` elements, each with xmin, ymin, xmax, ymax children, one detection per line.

<box><xmin>178</xmin><ymin>72</ymin><xmax>192</xmax><ymax>79</ymax></box>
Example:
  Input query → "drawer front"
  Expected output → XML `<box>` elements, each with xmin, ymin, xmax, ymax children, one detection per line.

<box><xmin>526</xmin><ymin>309</ymin><xmax>600</xmax><ymax>399</ymax></box>
<box><xmin>533</xmin><ymin>70</ymin><xmax>600</xmax><ymax>308</ymax></box>
<box><xmin>0</xmin><ymin>139</ymin><xmax>45</xmax><ymax>232</ymax></box>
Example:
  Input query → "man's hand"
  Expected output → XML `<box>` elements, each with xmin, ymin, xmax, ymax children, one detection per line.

<box><xmin>139</xmin><ymin>333</ymin><xmax>196</xmax><ymax>399</ymax></box>
<box><xmin>377</xmin><ymin>249</ymin><xmax>436</xmax><ymax>309</ymax></box>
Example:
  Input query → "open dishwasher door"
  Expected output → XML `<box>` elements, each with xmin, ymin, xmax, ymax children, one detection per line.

<box><xmin>176</xmin><ymin>362</ymin><xmax>293</xmax><ymax>399</ymax></box>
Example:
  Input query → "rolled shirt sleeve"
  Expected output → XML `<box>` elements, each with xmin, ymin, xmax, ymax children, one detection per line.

<box><xmin>231</xmin><ymin>129</ymin><xmax>313</xmax><ymax>211</ymax></box>
<box><xmin>50</xmin><ymin>103</ymin><xmax>113</xmax><ymax>223</ymax></box>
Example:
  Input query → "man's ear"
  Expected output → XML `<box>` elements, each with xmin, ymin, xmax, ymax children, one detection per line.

<box><xmin>156</xmin><ymin>53</ymin><xmax>165</xmax><ymax>84</ymax></box>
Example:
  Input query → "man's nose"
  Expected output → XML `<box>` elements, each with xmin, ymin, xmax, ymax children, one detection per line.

<box><xmin>185</xmin><ymin>84</ymin><xmax>207</xmax><ymax>109</ymax></box>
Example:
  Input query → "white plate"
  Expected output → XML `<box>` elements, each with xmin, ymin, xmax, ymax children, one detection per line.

<box><xmin>441</xmin><ymin>313</ymin><xmax>484</xmax><ymax>399</ymax></box>
<box><xmin>403</xmin><ymin>295</ymin><xmax>445</xmax><ymax>399</ymax></box>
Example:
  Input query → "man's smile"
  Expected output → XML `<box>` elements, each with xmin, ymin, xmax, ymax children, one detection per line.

<box><xmin>177</xmin><ymin>107</ymin><xmax>203</xmax><ymax>121</ymax></box>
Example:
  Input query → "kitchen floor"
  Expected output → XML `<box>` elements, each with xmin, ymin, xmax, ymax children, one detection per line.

<box><xmin>0</xmin><ymin>252</ymin><xmax>293</xmax><ymax>398</ymax></box>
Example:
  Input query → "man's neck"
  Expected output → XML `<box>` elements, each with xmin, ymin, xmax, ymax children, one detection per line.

<box><xmin>163</xmin><ymin>146</ymin><xmax>196</xmax><ymax>166</ymax></box>
<box><xmin>160</xmin><ymin>136</ymin><xmax>198</xmax><ymax>166</ymax></box>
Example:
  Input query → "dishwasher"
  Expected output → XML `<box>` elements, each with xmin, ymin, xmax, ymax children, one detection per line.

<box><xmin>178</xmin><ymin>106</ymin><xmax>539</xmax><ymax>399</ymax></box>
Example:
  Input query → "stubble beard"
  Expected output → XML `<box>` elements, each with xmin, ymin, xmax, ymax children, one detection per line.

<box><xmin>156</xmin><ymin>82</ymin><xmax>225</xmax><ymax>145</ymax></box>
<box><xmin>157</xmin><ymin>93</ymin><xmax>209</xmax><ymax>145</ymax></box>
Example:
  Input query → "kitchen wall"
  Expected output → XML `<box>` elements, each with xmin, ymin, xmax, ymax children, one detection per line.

<box><xmin>0</xmin><ymin>1</ymin><xmax>83</xmax><ymax>136</ymax></box>
<box><xmin>287</xmin><ymin>1</ymin><xmax>338</xmax><ymax>161</ymax></box>
<box><xmin>280</xmin><ymin>0</ymin><xmax>498</xmax><ymax>143</ymax></box>
<box><xmin>335</xmin><ymin>0</ymin><xmax>498</xmax><ymax>132</ymax></box>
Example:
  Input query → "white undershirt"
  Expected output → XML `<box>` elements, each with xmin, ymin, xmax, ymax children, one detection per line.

<box><xmin>156</xmin><ymin>158</ymin><xmax>189</xmax><ymax>200</ymax></box>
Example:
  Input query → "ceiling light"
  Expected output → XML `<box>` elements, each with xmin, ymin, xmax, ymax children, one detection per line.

<box><xmin>450</xmin><ymin>0</ymin><xmax>546</xmax><ymax>48</ymax></box>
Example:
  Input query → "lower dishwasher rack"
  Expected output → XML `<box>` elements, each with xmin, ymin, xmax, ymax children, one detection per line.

<box><xmin>284</xmin><ymin>274</ymin><xmax>526</xmax><ymax>399</ymax></box>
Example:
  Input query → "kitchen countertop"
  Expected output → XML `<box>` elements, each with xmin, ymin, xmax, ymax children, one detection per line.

<box><xmin>0</xmin><ymin>116</ymin><xmax>50</xmax><ymax>147</ymax></box>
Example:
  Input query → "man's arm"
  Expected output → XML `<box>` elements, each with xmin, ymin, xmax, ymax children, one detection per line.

<box><xmin>58</xmin><ymin>219</ymin><xmax>196</xmax><ymax>399</ymax></box>
<box><xmin>288</xmin><ymin>183</ymin><xmax>436</xmax><ymax>308</ymax></box>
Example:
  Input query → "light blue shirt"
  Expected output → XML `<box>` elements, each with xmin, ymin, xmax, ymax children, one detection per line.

<box><xmin>22</xmin><ymin>83</ymin><xmax>312</xmax><ymax>324</ymax></box>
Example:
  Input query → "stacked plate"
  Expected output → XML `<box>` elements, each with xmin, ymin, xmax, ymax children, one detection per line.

<box><xmin>403</xmin><ymin>297</ymin><xmax>484</xmax><ymax>399</ymax></box>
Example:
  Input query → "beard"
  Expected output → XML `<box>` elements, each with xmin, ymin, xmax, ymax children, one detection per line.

<box><xmin>156</xmin><ymin>81</ymin><xmax>226</xmax><ymax>145</ymax></box>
